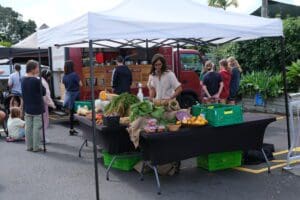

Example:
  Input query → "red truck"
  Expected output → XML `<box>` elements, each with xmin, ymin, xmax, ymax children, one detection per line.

<box><xmin>54</xmin><ymin>46</ymin><xmax>203</xmax><ymax>108</ymax></box>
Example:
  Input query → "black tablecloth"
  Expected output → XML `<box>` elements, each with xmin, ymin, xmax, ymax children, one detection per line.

<box><xmin>75</xmin><ymin>115</ymin><xmax>135</xmax><ymax>154</ymax></box>
<box><xmin>140</xmin><ymin>114</ymin><xmax>276</xmax><ymax>165</ymax></box>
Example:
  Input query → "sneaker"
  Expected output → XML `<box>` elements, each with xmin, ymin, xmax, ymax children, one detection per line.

<box><xmin>69</xmin><ymin>129</ymin><xmax>78</xmax><ymax>136</ymax></box>
<box><xmin>32</xmin><ymin>148</ymin><xmax>43</xmax><ymax>152</ymax></box>
<box><xmin>27</xmin><ymin>148</ymin><xmax>33</xmax><ymax>151</ymax></box>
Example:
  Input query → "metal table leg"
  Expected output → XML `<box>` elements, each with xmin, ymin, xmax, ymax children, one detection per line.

<box><xmin>152</xmin><ymin>165</ymin><xmax>161</xmax><ymax>195</ymax></box>
<box><xmin>106</xmin><ymin>156</ymin><xmax>117</xmax><ymax>181</ymax></box>
<box><xmin>78</xmin><ymin>139</ymin><xmax>88</xmax><ymax>158</ymax></box>
<box><xmin>261</xmin><ymin>148</ymin><xmax>271</xmax><ymax>174</ymax></box>
<box><xmin>140</xmin><ymin>161</ymin><xmax>146</xmax><ymax>181</ymax></box>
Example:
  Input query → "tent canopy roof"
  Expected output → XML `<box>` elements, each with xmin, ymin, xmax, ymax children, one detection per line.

<box><xmin>37</xmin><ymin>0</ymin><xmax>283</xmax><ymax>48</ymax></box>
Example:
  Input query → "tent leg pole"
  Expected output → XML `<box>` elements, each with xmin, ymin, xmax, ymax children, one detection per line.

<box><xmin>280</xmin><ymin>36</ymin><xmax>290</xmax><ymax>149</ymax></box>
<box><xmin>38</xmin><ymin>47</ymin><xmax>46</xmax><ymax>153</ymax></box>
<box><xmin>89</xmin><ymin>40</ymin><xmax>100</xmax><ymax>200</ymax></box>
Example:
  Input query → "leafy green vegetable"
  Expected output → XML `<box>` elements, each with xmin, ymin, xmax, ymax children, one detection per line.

<box><xmin>150</xmin><ymin>106</ymin><xmax>165</xmax><ymax>119</ymax></box>
<box><xmin>129</xmin><ymin>101</ymin><xmax>153</xmax><ymax>122</ymax></box>
<box><xmin>104</xmin><ymin>93</ymin><xmax>139</xmax><ymax>117</ymax></box>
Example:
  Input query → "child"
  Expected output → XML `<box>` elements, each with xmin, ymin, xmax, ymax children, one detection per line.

<box><xmin>6</xmin><ymin>107</ymin><xmax>25</xmax><ymax>142</ymax></box>
<box><xmin>22</xmin><ymin>60</ymin><xmax>46</xmax><ymax>152</ymax></box>
<box><xmin>219</xmin><ymin>59</ymin><xmax>232</xmax><ymax>104</ymax></box>
<box><xmin>202</xmin><ymin>60</ymin><xmax>224</xmax><ymax>104</ymax></box>
<box><xmin>227</xmin><ymin>57</ymin><xmax>242</xmax><ymax>104</ymax></box>
<box><xmin>10</xmin><ymin>95</ymin><xmax>23</xmax><ymax>117</ymax></box>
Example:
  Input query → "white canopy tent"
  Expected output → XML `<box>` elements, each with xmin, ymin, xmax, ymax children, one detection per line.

<box><xmin>13</xmin><ymin>32</ymin><xmax>38</xmax><ymax>48</ymax></box>
<box><xmin>35</xmin><ymin>0</ymin><xmax>288</xmax><ymax>198</ymax></box>
<box><xmin>37</xmin><ymin>0</ymin><xmax>283</xmax><ymax>48</ymax></box>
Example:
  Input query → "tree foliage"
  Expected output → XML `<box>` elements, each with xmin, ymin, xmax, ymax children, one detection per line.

<box><xmin>208</xmin><ymin>0</ymin><xmax>238</xmax><ymax>10</ymax></box>
<box><xmin>209</xmin><ymin>17</ymin><xmax>300</xmax><ymax>73</ymax></box>
<box><xmin>0</xmin><ymin>4</ymin><xmax>37</xmax><ymax>44</ymax></box>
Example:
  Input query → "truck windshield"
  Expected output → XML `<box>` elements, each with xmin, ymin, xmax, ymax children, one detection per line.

<box><xmin>180</xmin><ymin>54</ymin><xmax>203</xmax><ymax>72</ymax></box>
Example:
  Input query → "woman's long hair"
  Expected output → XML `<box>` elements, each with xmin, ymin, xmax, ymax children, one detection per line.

<box><xmin>227</xmin><ymin>57</ymin><xmax>242</xmax><ymax>73</ymax></box>
<box><xmin>150</xmin><ymin>54</ymin><xmax>168</xmax><ymax>75</ymax></box>
<box><xmin>64</xmin><ymin>60</ymin><xmax>74</xmax><ymax>75</ymax></box>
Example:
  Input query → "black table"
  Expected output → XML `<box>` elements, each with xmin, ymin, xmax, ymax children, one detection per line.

<box><xmin>139</xmin><ymin>113</ymin><xmax>276</xmax><ymax>194</ymax></box>
<box><xmin>76</xmin><ymin>114</ymin><xmax>276</xmax><ymax>194</ymax></box>
<box><xmin>75</xmin><ymin>115</ymin><xmax>135</xmax><ymax>156</ymax></box>
<box><xmin>75</xmin><ymin>115</ymin><xmax>137</xmax><ymax>180</ymax></box>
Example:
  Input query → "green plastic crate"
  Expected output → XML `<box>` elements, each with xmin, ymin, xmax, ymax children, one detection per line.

<box><xmin>102</xmin><ymin>151</ymin><xmax>141</xmax><ymax>171</ymax></box>
<box><xmin>205</xmin><ymin>104</ymin><xmax>243</xmax><ymax>127</ymax></box>
<box><xmin>197</xmin><ymin>151</ymin><xmax>242</xmax><ymax>172</ymax></box>
<box><xmin>74</xmin><ymin>101</ymin><xmax>92</xmax><ymax>112</ymax></box>
<box><xmin>191</xmin><ymin>103</ymin><xmax>219</xmax><ymax>117</ymax></box>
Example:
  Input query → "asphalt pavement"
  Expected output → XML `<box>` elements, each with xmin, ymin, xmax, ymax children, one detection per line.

<box><xmin>1</xmin><ymin>113</ymin><xmax>300</xmax><ymax>200</ymax></box>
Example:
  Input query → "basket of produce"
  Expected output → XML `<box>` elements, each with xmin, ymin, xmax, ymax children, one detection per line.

<box><xmin>167</xmin><ymin>124</ymin><xmax>181</xmax><ymax>132</ymax></box>
<box><xmin>179</xmin><ymin>115</ymin><xmax>208</xmax><ymax>127</ymax></box>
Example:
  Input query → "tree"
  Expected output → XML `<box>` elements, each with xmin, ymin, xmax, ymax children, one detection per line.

<box><xmin>208</xmin><ymin>0</ymin><xmax>238</xmax><ymax>10</ymax></box>
<box><xmin>0</xmin><ymin>4</ymin><xmax>37</xmax><ymax>44</ymax></box>
<box><xmin>208</xmin><ymin>17</ymin><xmax>300</xmax><ymax>73</ymax></box>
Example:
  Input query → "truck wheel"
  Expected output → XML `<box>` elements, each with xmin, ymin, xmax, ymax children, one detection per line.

<box><xmin>178</xmin><ymin>94</ymin><xmax>197</xmax><ymax>108</ymax></box>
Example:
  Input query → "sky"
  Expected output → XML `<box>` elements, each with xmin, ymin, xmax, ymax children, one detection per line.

<box><xmin>0</xmin><ymin>0</ymin><xmax>299</xmax><ymax>28</ymax></box>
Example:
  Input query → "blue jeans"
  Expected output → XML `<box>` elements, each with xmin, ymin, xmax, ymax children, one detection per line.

<box><xmin>63</xmin><ymin>91</ymin><xmax>80</xmax><ymax>110</ymax></box>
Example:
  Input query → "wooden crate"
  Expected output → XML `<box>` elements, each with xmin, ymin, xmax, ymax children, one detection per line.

<box><xmin>81</xmin><ymin>65</ymin><xmax>151</xmax><ymax>91</ymax></box>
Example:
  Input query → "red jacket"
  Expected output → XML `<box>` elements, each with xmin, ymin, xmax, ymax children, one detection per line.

<box><xmin>219</xmin><ymin>69</ymin><xmax>231</xmax><ymax>99</ymax></box>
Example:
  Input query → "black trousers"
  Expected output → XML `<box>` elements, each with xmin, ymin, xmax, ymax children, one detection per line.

<box><xmin>70</xmin><ymin>109</ymin><xmax>75</xmax><ymax>130</ymax></box>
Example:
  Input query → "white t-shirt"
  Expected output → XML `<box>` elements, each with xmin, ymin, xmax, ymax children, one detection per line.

<box><xmin>7</xmin><ymin>117</ymin><xmax>25</xmax><ymax>139</ymax></box>
<box><xmin>147</xmin><ymin>71</ymin><xmax>181</xmax><ymax>99</ymax></box>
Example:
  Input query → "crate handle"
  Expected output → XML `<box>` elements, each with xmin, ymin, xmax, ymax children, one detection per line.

<box><xmin>224</xmin><ymin>109</ymin><xmax>233</xmax><ymax>115</ymax></box>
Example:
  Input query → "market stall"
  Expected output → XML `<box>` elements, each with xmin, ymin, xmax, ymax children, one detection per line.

<box><xmin>35</xmin><ymin>0</ymin><xmax>285</xmax><ymax>198</ymax></box>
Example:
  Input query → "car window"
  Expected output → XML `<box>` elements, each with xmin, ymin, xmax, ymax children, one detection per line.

<box><xmin>180</xmin><ymin>54</ymin><xmax>203</xmax><ymax>72</ymax></box>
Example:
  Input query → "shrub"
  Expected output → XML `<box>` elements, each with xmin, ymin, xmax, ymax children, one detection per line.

<box><xmin>239</xmin><ymin>71</ymin><xmax>284</xmax><ymax>99</ymax></box>
<box><xmin>286</xmin><ymin>59</ymin><xmax>300</xmax><ymax>91</ymax></box>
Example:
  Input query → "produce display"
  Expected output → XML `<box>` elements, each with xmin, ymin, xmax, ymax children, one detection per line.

<box><xmin>77</xmin><ymin>90</ymin><xmax>210</xmax><ymax>134</ymax></box>
<box><xmin>144</xmin><ymin>119</ymin><xmax>166</xmax><ymax>133</ymax></box>
<box><xmin>104</xmin><ymin>93</ymin><xmax>140</xmax><ymax>117</ymax></box>
<box><xmin>129</xmin><ymin>101</ymin><xmax>154</xmax><ymax>122</ymax></box>
<box><xmin>77</xmin><ymin>105</ymin><xmax>91</xmax><ymax>116</ymax></box>
<box><xmin>177</xmin><ymin>115</ymin><xmax>208</xmax><ymax>126</ymax></box>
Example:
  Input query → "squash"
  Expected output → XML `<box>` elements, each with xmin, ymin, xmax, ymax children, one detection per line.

<box><xmin>99</xmin><ymin>91</ymin><xmax>118</xmax><ymax>101</ymax></box>
<box><xmin>99</xmin><ymin>91</ymin><xmax>107</xmax><ymax>100</ymax></box>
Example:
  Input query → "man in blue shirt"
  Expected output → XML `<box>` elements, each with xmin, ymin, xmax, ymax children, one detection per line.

<box><xmin>111</xmin><ymin>56</ymin><xmax>132</xmax><ymax>94</ymax></box>
<box><xmin>8</xmin><ymin>64</ymin><xmax>22</xmax><ymax>95</ymax></box>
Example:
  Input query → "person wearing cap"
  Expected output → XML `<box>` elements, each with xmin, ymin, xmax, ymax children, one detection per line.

<box><xmin>8</xmin><ymin>63</ymin><xmax>22</xmax><ymax>96</ymax></box>
<box><xmin>111</xmin><ymin>56</ymin><xmax>132</xmax><ymax>94</ymax></box>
